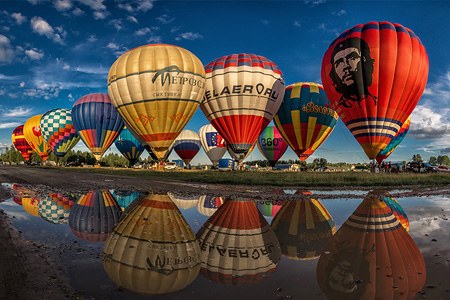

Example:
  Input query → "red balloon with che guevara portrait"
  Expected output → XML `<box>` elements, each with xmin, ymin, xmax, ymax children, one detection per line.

<box><xmin>321</xmin><ymin>21</ymin><xmax>429</xmax><ymax>159</ymax></box>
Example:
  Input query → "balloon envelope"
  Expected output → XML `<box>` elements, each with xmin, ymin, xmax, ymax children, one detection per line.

<box><xmin>173</xmin><ymin>130</ymin><xmax>201</xmax><ymax>165</ymax></box>
<box><xmin>11</xmin><ymin>125</ymin><xmax>34</xmax><ymax>162</ymax></box>
<box><xmin>69</xmin><ymin>190</ymin><xmax>121</xmax><ymax>242</ymax></box>
<box><xmin>198</xmin><ymin>124</ymin><xmax>227</xmax><ymax>166</ymax></box>
<box><xmin>107</xmin><ymin>44</ymin><xmax>206</xmax><ymax>160</ymax></box>
<box><xmin>72</xmin><ymin>93</ymin><xmax>124</xmax><ymax>161</ymax></box>
<box><xmin>103</xmin><ymin>194</ymin><xmax>200</xmax><ymax>295</ymax></box>
<box><xmin>114</xmin><ymin>126</ymin><xmax>146</xmax><ymax>166</ymax></box>
<box><xmin>376</xmin><ymin>116</ymin><xmax>411</xmax><ymax>164</ymax></box>
<box><xmin>40</xmin><ymin>108</ymin><xmax>80</xmax><ymax>158</ymax></box>
<box><xmin>38</xmin><ymin>193</ymin><xmax>76</xmax><ymax>224</ymax></box>
<box><xmin>321</xmin><ymin>21</ymin><xmax>428</xmax><ymax>159</ymax></box>
<box><xmin>200</xmin><ymin>53</ymin><xmax>285</xmax><ymax>157</ymax></box>
<box><xmin>23</xmin><ymin>114</ymin><xmax>51</xmax><ymax>161</ymax></box>
<box><xmin>274</xmin><ymin>82</ymin><xmax>338</xmax><ymax>161</ymax></box>
<box><xmin>257</xmin><ymin>125</ymin><xmax>288</xmax><ymax>167</ymax></box>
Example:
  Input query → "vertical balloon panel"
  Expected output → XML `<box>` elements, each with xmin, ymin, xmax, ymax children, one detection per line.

<box><xmin>321</xmin><ymin>22</ymin><xmax>428</xmax><ymax>159</ymax></box>
<box><xmin>114</xmin><ymin>126</ymin><xmax>145</xmax><ymax>166</ymax></box>
<box><xmin>200</xmin><ymin>54</ymin><xmax>285</xmax><ymax>156</ymax></box>
<box><xmin>103</xmin><ymin>194</ymin><xmax>200</xmax><ymax>295</ymax></box>
<box><xmin>107</xmin><ymin>44</ymin><xmax>206</xmax><ymax>160</ymax></box>
<box><xmin>376</xmin><ymin>116</ymin><xmax>411</xmax><ymax>164</ymax></box>
<box><xmin>12</xmin><ymin>125</ymin><xmax>34</xmax><ymax>162</ymax></box>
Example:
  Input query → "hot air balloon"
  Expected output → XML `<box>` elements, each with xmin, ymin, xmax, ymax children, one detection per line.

<box><xmin>316</xmin><ymin>192</ymin><xmax>426</xmax><ymax>299</ymax></box>
<box><xmin>40</xmin><ymin>108</ymin><xmax>80</xmax><ymax>160</ymax></box>
<box><xmin>72</xmin><ymin>93</ymin><xmax>124</xmax><ymax>161</ymax></box>
<box><xmin>23</xmin><ymin>114</ymin><xmax>51</xmax><ymax>162</ymax></box>
<box><xmin>197</xmin><ymin>199</ymin><xmax>281</xmax><ymax>285</ymax></box>
<box><xmin>173</xmin><ymin>130</ymin><xmax>201</xmax><ymax>166</ymax></box>
<box><xmin>197</xmin><ymin>195</ymin><xmax>224</xmax><ymax>217</ymax></box>
<box><xmin>321</xmin><ymin>21</ymin><xmax>429</xmax><ymax>159</ymax></box>
<box><xmin>11</xmin><ymin>125</ymin><xmax>34</xmax><ymax>162</ymax></box>
<box><xmin>227</xmin><ymin>143</ymin><xmax>255</xmax><ymax>166</ymax></box>
<box><xmin>107</xmin><ymin>44</ymin><xmax>206</xmax><ymax>161</ymax></box>
<box><xmin>103</xmin><ymin>194</ymin><xmax>201</xmax><ymax>295</ymax></box>
<box><xmin>114</xmin><ymin>126</ymin><xmax>145</xmax><ymax>167</ymax></box>
<box><xmin>382</xmin><ymin>195</ymin><xmax>409</xmax><ymax>232</ymax></box>
<box><xmin>68</xmin><ymin>190</ymin><xmax>121</xmax><ymax>242</ymax></box>
<box><xmin>274</xmin><ymin>82</ymin><xmax>338</xmax><ymax>161</ymax></box>
<box><xmin>199</xmin><ymin>124</ymin><xmax>227</xmax><ymax>166</ymax></box>
<box><xmin>271</xmin><ymin>198</ymin><xmax>336</xmax><ymax>260</ymax></box>
<box><xmin>257</xmin><ymin>125</ymin><xmax>288</xmax><ymax>167</ymax></box>
<box><xmin>375</xmin><ymin>116</ymin><xmax>411</xmax><ymax>164</ymax></box>
<box><xmin>38</xmin><ymin>193</ymin><xmax>76</xmax><ymax>224</ymax></box>
<box><xmin>200</xmin><ymin>53</ymin><xmax>285</xmax><ymax>162</ymax></box>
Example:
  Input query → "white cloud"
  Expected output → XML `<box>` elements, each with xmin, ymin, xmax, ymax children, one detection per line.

<box><xmin>63</xmin><ymin>63</ymin><xmax>70</xmax><ymax>70</ymax></box>
<box><xmin>19</xmin><ymin>82</ymin><xmax>25</xmax><ymax>88</ymax></box>
<box><xmin>147</xmin><ymin>36</ymin><xmax>162</xmax><ymax>43</ymax></box>
<box><xmin>156</xmin><ymin>14</ymin><xmax>174</xmax><ymax>24</ymax></box>
<box><xmin>304</xmin><ymin>0</ymin><xmax>326</xmax><ymax>6</ymax></box>
<box><xmin>68</xmin><ymin>93</ymin><xmax>75</xmax><ymax>102</ymax></box>
<box><xmin>0</xmin><ymin>34</ymin><xmax>15</xmax><ymax>64</ymax></box>
<box><xmin>0</xmin><ymin>73</ymin><xmax>17</xmax><ymax>80</ymax></box>
<box><xmin>27</xmin><ymin>0</ymin><xmax>45</xmax><ymax>4</ymax></box>
<box><xmin>87</xmin><ymin>34</ymin><xmax>97</xmax><ymax>42</ymax></box>
<box><xmin>333</xmin><ymin>9</ymin><xmax>346</xmax><ymax>16</ymax></box>
<box><xmin>54</xmin><ymin>0</ymin><xmax>73</xmax><ymax>11</ymax></box>
<box><xmin>117</xmin><ymin>0</ymin><xmax>154</xmax><ymax>13</ymax></box>
<box><xmin>77</xmin><ymin>0</ymin><xmax>109</xmax><ymax>19</ymax></box>
<box><xmin>11</xmin><ymin>12</ymin><xmax>27</xmax><ymax>25</ymax></box>
<box><xmin>108</xmin><ymin>19</ymin><xmax>122</xmax><ymax>31</ymax></box>
<box><xmin>127</xmin><ymin>16</ymin><xmax>138</xmax><ymax>23</ymax></box>
<box><xmin>25</xmin><ymin>48</ymin><xmax>44</xmax><ymax>60</ymax></box>
<box><xmin>2</xmin><ymin>107</ymin><xmax>33</xmax><ymax>117</ymax></box>
<box><xmin>0</xmin><ymin>122</ymin><xmax>21</xmax><ymax>129</ymax></box>
<box><xmin>73</xmin><ymin>65</ymin><xmax>108</xmax><ymax>74</ymax></box>
<box><xmin>106</xmin><ymin>42</ymin><xmax>119</xmax><ymax>50</ymax></box>
<box><xmin>72</xmin><ymin>7</ymin><xmax>84</xmax><ymax>16</ymax></box>
<box><xmin>261</xmin><ymin>20</ymin><xmax>269</xmax><ymax>26</ymax></box>
<box><xmin>176</xmin><ymin>32</ymin><xmax>203</xmax><ymax>41</ymax></box>
<box><xmin>293</xmin><ymin>21</ymin><xmax>301</xmax><ymax>27</ymax></box>
<box><xmin>134</xmin><ymin>27</ymin><xmax>151</xmax><ymax>36</ymax></box>
<box><xmin>30</xmin><ymin>16</ymin><xmax>65</xmax><ymax>45</ymax></box>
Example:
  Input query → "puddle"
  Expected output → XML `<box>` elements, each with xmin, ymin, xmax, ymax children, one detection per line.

<box><xmin>0</xmin><ymin>184</ymin><xmax>449</xmax><ymax>299</ymax></box>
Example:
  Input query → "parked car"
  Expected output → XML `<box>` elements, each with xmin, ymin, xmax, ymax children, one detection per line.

<box><xmin>437</xmin><ymin>165</ymin><xmax>450</xmax><ymax>172</ymax></box>
<box><xmin>422</xmin><ymin>163</ymin><xmax>438</xmax><ymax>173</ymax></box>
<box><xmin>164</xmin><ymin>162</ymin><xmax>177</xmax><ymax>170</ymax></box>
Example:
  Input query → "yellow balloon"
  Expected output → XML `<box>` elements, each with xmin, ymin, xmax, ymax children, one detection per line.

<box><xmin>108</xmin><ymin>44</ymin><xmax>206</xmax><ymax>160</ymax></box>
<box><xmin>23</xmin><ymin>114</ymin><xmax>51</xmax><ymax>161</ymax></box>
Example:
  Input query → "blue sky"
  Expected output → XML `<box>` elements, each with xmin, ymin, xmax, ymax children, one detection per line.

<box><xmin>0</xmin><ymin>0</ymin><xmax>449</xmax><ymax>164</ymax></box>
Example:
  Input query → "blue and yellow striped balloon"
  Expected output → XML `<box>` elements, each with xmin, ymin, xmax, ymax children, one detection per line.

<box><xmin>114</xmin><ymin>127</ymin><xmax>145</xmax><ymax>166</ymax></box>
<box><xmin>274</xmin><ymin>82</ymin><xmax>338</xmax><ymax>161</ymax></box>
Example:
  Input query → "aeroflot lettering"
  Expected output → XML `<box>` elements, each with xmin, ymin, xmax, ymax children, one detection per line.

<box><xmin>203</xmin><ymin>83</ymin><xmax>280</xmax><ymax>101</ymax></box>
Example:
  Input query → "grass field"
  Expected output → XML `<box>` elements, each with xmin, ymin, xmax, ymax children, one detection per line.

<box><xmin>55</xmin><ymin>167</ymin><xmax>450</xmax><ymax>187</ymax></box>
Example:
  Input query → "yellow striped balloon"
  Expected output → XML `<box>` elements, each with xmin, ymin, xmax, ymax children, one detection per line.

<box><xmin>108</xmin><ymin>44</ymin><xmax>206</xmax><ymax>160</ymax></box>
<box><xmin>23</xmin><ymin>114</ymin><xmax>51</xmax><ymax>162</ymax></box>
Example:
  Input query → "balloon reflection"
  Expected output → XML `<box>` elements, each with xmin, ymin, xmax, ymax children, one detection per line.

<box><xmin>197</xmin><ymin>199</ymin><xmax>281</xmax><ymax>285</ymax></box>
<box><xmin>103</xmin><ymin>194</ymin><xmax>200</xmax><ymax>295</ymax></box>
<box><xmin>38</xmin><ymin>193</ymin><xmax>76</xmax><ymax>224</ymax></box>
<box><xmin>197</xmin><ymin>195</ymin><xmax>224</xmax><ymax>216</ymax></box>
<box><xmin>22</xmin><ymin>195</ymin><xmax>41</xmax><ymax>217</ymax></box>
<box><xmin>110</xmin><ymin>190</ymin><xmax>141</xmax><ymax>211</ymax></box>
<box><xmin>257</xmin><ymin>199</ymin><xmax>284</xmax><ymax>219</ymax></box>
<box><xmin>69</xmin><ymin>190</ymin><xmax>121</xmax><ymax>242</ymax></box>
<box><xmin>317</xmin><ymin>193</ymin><xmax>426</xmax><ymax>299</ymax></box>
<box><xmin>272</xmin><ymin>195</ymin><xmax>336</xmax><ymax>260</ymax></box>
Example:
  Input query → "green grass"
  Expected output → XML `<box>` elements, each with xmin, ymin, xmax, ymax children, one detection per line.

<box><xmin>48</xmin><ymin>167</ymin><xmax>450</xmax><ymax>187</ymax></box>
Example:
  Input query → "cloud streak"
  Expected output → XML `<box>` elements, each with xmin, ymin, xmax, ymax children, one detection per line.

<box><xmin>30</xmin><ymin>16</ymin><xmax>65</xmax><ymax>45</ymax></box>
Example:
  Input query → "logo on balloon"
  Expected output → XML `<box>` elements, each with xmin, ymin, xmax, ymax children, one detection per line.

<box><xmin>302</xmin><ymin>102</ymin><xmax>337</xmax><ymax>118</ymax></box>
<box><xmin>329</xmin><ymin>37</ymin><xmax>377</xmax><ymax>108</ymax></box>
<box><xmin>203</xmin><ymin>83</ymin><xmax>281</xmax><ymax>102</ymax></box>
<box><xmin>135</xmin><ymin>113</ymin><xmax>155</xmax><ymax>126</ymax></box>
<box><xmin>151</xmin><ymin>65</ymin><xmax>205</xmax><ymax>88</ymax></box>
<box><xmin>32</xmin><ymin>126</ymin><xmax>41</xmax><ymax>137</ymax></box>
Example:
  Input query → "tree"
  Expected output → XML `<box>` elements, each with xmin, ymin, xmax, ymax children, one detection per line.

<box><xmin>429</xmin><ymin>156</ymin><xmax>437</xmax><ymax>165</ymax></box>
<box><xmin>437</xmin><ymin>155</ymin><xmax>450</xmax><ymax>166</ymax></box>
<box><xmin>412</xmin><ymin>154</ymin><xmax>423</xmax><ymax>162</ymax></box>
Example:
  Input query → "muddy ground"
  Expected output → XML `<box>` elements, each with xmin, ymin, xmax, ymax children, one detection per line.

<box><xmin>0</xmin><ymin>165</ymin><xmax>449</xmax><ymax>299</ymax></box>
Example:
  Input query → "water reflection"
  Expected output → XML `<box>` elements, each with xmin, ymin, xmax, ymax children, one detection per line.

<box><xmin>68</xmin><ymin>190</ymin><xmax>121</xmax><ymax>242</ymax></box>
<box><xmin>110</xmin><ymin>189</ymin><xmax>141</xmax><ymax>210</ymax></box>
<box><xmin>271</xmin><ymin>195</ymin><xmax>336</xmax><ymax>260</ymax></box>
<box><xmin>103</xmin><ymin>193</ymin><xmax>200</xmax><ymax>295</ymax></box>
<box><xmin>317</xmin><ymin>192</ymin><xmax>426</xmax><ymax>299</ymax></box>
<box><xmin>197</xmin><ymin>199</ymin><xmax>281</xmax><ymax>285</ymax></box>
<box><xmin>38</xmin><ymin>193</ymin><xmax>76</xmax><ymax>224</ymax></box>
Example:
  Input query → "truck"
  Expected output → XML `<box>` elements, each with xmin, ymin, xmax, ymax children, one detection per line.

<box><xmin>218</xmin><ymin>159</ymin><xmax>234</xmax><ymax>171</ymax></box>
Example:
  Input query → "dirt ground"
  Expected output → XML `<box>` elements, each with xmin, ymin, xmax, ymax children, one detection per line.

<box><xmin>0</xmin><ymin>165</ymin><xmax>449</xmax><ymax>299</ymax></box>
